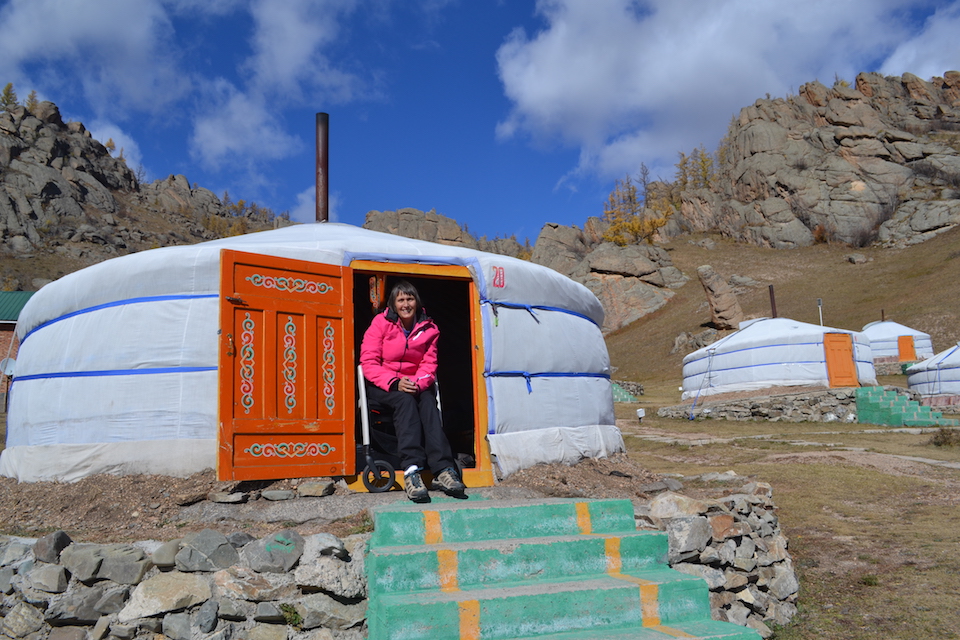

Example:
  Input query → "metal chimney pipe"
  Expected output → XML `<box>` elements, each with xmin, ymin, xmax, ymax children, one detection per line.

<box><xmin>315</xmin><ymin>112</ymin><xmax>329</xmax><ymax>222</ymax></box>
<box><xmin>768</xmin><ymin>285</ymin><xmax>778</xmax><ymax>318</ymax></box>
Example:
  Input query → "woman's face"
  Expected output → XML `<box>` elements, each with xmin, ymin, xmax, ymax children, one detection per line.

<box><xmin>394</xmin><ymin>291</ymin><xmax>417</xmax><ymax>324</ymax></box>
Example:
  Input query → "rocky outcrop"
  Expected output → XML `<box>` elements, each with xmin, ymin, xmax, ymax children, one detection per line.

<box><xmin>697</xmin><ymin>265</ymin><xmax>744</xmax><ymax>330</ymax></box>
<box><xmin>0</xmin><ymin>101</ymin><xmax>288</xmax><ymax>290</ymax></box>
<box><xmin>530</xmin><ymin>222</ymin><xmax>688</xmax><ymax>333</ymax></box>
<box><xmin>363</xmin><ymin>207</ymin><xmax>479</xmax><ymax>249</ymax></box>
<box><xmin>674</xmin><ymin>71</ymin><xmax>960</xmax><ymax>248</ymax></box>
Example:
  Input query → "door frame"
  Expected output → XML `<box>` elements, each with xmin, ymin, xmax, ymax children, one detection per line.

<box><xmin>346</xmin><ymin>259</ymin><xmax>494</xmax><ymax>489</ymax></box>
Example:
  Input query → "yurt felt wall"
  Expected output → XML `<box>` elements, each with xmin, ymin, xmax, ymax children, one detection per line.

<box><xmin>906</xmin><ymin>343</ymin><xmax>960</xmax><ymax>398</ymax></box>
<box><xmin>2</xmin><ymin>224</ymin><xmax>621</xmax><ymax>482</ymax></box>
<box><xmin>681</xmin><ymin>317</ymin><xmax>877</xmax><ymax>401</ymax></box>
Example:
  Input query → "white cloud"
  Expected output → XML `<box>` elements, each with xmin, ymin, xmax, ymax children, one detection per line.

<box><xmin>245</xmin><ymin>0</ymin><xmax>369</xmax><ymax>104</ymax></box>
<box><xmin>880</xmin><ymin>3</ymin><xmax>960</xmax><ymax>79</ymax></box>
<box><xmin>290</xmin><ymin>184</ymin><xmax>339</xmax><ymax>223</ymax></box>
<box><xmin>190</xmin><ymin>79</ymin><xmax>303</xmax><ymax>171</ymax></box>
<box><xmin>0</xmin><ymin>0</ymin><xmax>189</xmax><ymax>116</ymax></box>
<box><xmin>496</xmin><ymin>0</ymin><xmax>951</xmax><ymax>182</ymax></box>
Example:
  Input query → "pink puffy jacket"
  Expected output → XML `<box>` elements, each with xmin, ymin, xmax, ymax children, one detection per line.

<box><xmin>360</xmin><ymin>308</ymin><xmax>440</xmax><ymax>393</ymax></box>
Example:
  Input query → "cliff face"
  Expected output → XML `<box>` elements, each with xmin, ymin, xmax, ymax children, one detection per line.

<box><xmin>0</xmin><ymin>101</ymin><xmax>286</xmax><ymax>290</ymax></box>
<box><xmin>674</xmin><ymin>71</ymin><xmax>960</xmax><ymax>248</ymax></box>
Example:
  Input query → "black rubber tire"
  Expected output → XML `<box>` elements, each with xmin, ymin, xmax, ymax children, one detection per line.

<box><xmin>362</xmin><ymin>459</ymin><xmax>397</xmax><ymax>493</ymax></box>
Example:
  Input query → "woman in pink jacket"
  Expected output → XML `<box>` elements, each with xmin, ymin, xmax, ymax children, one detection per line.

<box><xmin>360</xmin><ymin>280</ymin><xmax>466</xmax><ymax>502</ymax></box>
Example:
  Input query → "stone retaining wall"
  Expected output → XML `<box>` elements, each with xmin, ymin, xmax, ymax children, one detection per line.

<box><xmin>658</xmin><ymin>388</ymin><xmax>861</xmax><ymax>422</ymax></box>
<box><xmin>0</xmin><ymin>487</ymin><xmax>798</xmax><ymax>640</ymax></box>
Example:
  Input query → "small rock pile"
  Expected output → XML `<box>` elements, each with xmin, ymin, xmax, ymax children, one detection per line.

<box><xmin>657</xmin><ymin>388</ymin><xmax>859</xmax><ymax>422</ymax></box>
<box><xmin>636</xmin><ymin>481</ymin><xmax>798</xmax><ymax>638</ymax></box>
<box><xmin>0</xmin><ymin>528</ymin><xmax>368</xmax><ymax>640</ymax></box>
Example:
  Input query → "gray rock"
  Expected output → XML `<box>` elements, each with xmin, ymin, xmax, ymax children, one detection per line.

<box><xmin>97</xmin><ymin>545</ymin><xmax>152</xmax><ymax>584</ymax></box>
<box><xmin>197</xmin><ymin>598</ymin><xmax>219</xmax><ymax>632</ymax></box>
<box><xmin>0</xmin><ymin>565</ymin><xmax>15</xmax><ymax>594</ymax></box>
<box><xmin>245</xmin><ymin>623</ymin><xmax>288</xmax><ymax>640</ymax></box>
<box><xmin>227</xmin><ymin>532</ymin><xmax>256</xmax><ymax>549</ymax></box>
<box><xmin>45</xmin><ymin>584</ymin><xmax>105</xmax><ymax>625</ymax></box>
<box><xmin>93</xmin><ymin>585</ymin><xmax>130</xmax><ymax>614</ymax></box>
<box><xmin>209</xmin><ymin>492</ymin><xmax>248</xmax><ymax>504</ymax></box>
<box><xmin>2</xmin><ymin>601</ymin><xmax>45</xmax><ymax>637</ymax></box>
<box><xmin>151</xmin><ymin>539</ymin><xmax>181</xmax><ymax>568</ymax></box>
<box><xmin>175</xmin><ymin>529</ymin><xmax>239</xmax><ymax>572</ymax></box>
<box><xmin>108</xmin><ymin>623</ymin><xmax>136</xmax><ymax>639</ymax></box>
<box><xmin>162</xmin><ymin>612</ymin><xmax>191</xmax><ymax>640</ymax></box>
<box><xmin>261</xmin><ymin>490</ymin><xmax>296</xmax><ymax>501</ymax></box>
<box><xmin>665</xmin><ymin>516</ymin><xmax>713</xmax><ymax>562</ymax></box>
<box><xmin>117</xmin><ymin>572</ymin><xmax>212</xmax><ymax>623</ymax></box>
<box><xmin>90</xmin><ymin>615</ymin><xmax>111</xmax><ymax>640</ymax></box>
<box><xmin>213</xmin><ymin>566</ymin><xmax>298</xmax><ymax>602</ymax></box>
<box><xmin>47</xmin><ymin>627</ymin><xmax>86</xmax><ymax>640</ymax></box>
<box><xmin>294</xmin><ymin>535</ymin><xmax>367</xmax><ymax>599</ymax></box>
<box><xmin>697</xmin><ymin>265</ymin><xmax>743</xmax><ymax>330</ymax></box>
<box><xmin>297</xmin><ymin>480</ymin><xmax>335</xmax><ymax>497</ymax></box>
<box><xmin>26</xmin><ymin>563</ymin><xmax>68</xmax><ymax>593</ymax></box>
<box><xmin>217</xmin><ymin>598</ymin><xmax>247</xmax><ymax>621</ymax></box>
<box><xmin>241</xmin><ymin>530</ymin><xmax>305</xmax><ymax>573</ymax></box>
<box><xmin>671</xmin><ymin>562</ymin><xmax>725</xmax><ymax>590</ymax></box>
<box><xmin>253</xmin><ymin>602</ymin><xmax>285</xmax><ymax>623</ymax></box>
<box><xmin>1</xmin><ymin>541</ymin><xmax>33</xmax><ymax>567</ymax></box>
<box><xmin>295</xmin><ymin>592</ymin><xmax>367</xmax><ymax>631</ymax></box>
<box><xmin>33</xmin><ymin>531</ymin><xmax>72</xmax><ymax>564</ymax></box>
<box><xmin>768</xmin><ymin>562</ymin><xmax>800</xmax><ymax>600</ymax></box>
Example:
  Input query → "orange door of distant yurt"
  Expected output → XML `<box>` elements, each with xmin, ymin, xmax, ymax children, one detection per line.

<box><xmin>897</xmin><ymin>335</ymin><xmax>917</xmax><ymax>362</ymax></box>
<box><xmin>218</xmin><ymin>250</ymin><xmax>354</xmax><ymax>481</ymax></box>
<box><xmin>823</xmin><ymin>333</ymin><xmax>859</xmax><ymax>388</ymax></box>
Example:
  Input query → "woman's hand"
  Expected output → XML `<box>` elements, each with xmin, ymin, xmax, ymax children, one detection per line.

<box><xmin>397</xmin><ymin>377</ymin><xmax>418</xmax><ymax>394</ymax></box>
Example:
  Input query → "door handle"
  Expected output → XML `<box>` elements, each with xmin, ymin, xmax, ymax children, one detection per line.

<box><xmin>226</xmin><ymin>333</ymin><xmax>236</xmax><ymax>357</ymax></box>
<box><xmin>226</xmin><ymin>296</ymin><xmax>245</xmax><ymax>305</ymax></box>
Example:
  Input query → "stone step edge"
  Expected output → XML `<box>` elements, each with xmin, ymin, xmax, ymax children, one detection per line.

<box><xmin>369</xmin><ymin>529</ymin><xmax>665</xmax><ymax>556</ymax></box>
<box><xmin>491</xmin><ymin>617</ymin><xmax>761</xmax><ymax>640</ymax></box>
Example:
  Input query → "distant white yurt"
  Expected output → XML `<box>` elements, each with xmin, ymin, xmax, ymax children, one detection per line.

<box><xmin>861</xmin><ymin>320</ymin><xmax>933</xmax><ymax>363</ymax></box>
<box><xmin>2</xmin><ymin>223</ymin><xmax>622</xmax><ymax>482</ymax></box>
<box><xmin>906</xmin><ymin>343</ymin><xmax>960</xmax><ymax>404</ymax></box>
<box><xmin>681</xmin><ymin>317</ymin><xmax>877</xmax><ymax>401</ymax></box>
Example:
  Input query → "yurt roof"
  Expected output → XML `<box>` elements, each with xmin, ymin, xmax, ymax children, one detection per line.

<box><xmin>17</xmin><ymin>223</ymin><xmax>604</xmax><ymax>339</ymax></box>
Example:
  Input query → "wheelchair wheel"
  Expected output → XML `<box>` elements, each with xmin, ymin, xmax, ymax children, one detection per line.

<box><xmin>362</xmin><ymin>459</ymin><xmax>397</xmax><ymax>493</ymax></box>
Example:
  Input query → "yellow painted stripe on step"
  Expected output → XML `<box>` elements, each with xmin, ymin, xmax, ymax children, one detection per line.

<box><xmin>608</xmin><ymin>573</ymin><xmax>661</xmax><ymax>627</ymax></box>
<box><xmin>575</xmin><ymin>501</ymin><xmax>592</xmax><ymax>534</ymax></box>
<box><xmin>459</xmin><ymin>599</ymin><xmax>480</xmax><ymax>640</ymax></box>
<box><xmin>424</xmin><ymin>511</ymin><xmax>443</xmax><ymax>545</ymax></box>
<box><xmin>649</xmin><ymin>625</ymin><xmax>697</xmax><ymax>638</ymax></box>
<box><xmin>604</xmin><ymin>536</ymin><xmax>622</xmax><ymax>574</ymax></box>
<box><xmin>438</xmin><ymin>548</ymin><xmax>459</xmax><ymax>592</ymax></box>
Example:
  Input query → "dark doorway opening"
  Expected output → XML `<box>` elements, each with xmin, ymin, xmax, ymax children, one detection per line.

<box><xmin>352</xmin><ymin>272</ymin><xmax>477</xmax><ymax>469</ymax></box>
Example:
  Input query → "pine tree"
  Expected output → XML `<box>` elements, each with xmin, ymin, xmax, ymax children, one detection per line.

<box><xmin>601</xmin><ymin>175</ymin><xmax>671</xmax><ymax>246</ymax></box>
<box><xmin>24</xmin><ymin>90</ymin><xmax>38</xmax><ymax>112</ymax></box>
<box><xmin>105</xmin><ymin>138</ymin><xmax>116</xmax><ymax>153</ymax></box>
<box><xmin>1</xmin><ymin>83</ymin><xmax>18</xmax><ymax>111</ymax></box>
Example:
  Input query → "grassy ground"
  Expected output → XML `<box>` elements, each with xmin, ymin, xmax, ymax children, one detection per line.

<box><xmin>607</xmin><ymin>228</ymin><xmax>960</xmax><ymax>639</ymax></box>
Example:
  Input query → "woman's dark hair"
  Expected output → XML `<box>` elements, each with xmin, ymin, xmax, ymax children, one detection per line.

<box><xmin>387</xmin><ymin>280</ymin><xmax>422</xmax><ymax>314</ymax></box>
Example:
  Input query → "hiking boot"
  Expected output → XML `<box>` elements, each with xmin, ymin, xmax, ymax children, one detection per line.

<box><xmin>404</xmin><ymin>471</ymin><xmax>429</xmax><ymax>503</ymax></box>
<box><xmin>434</xmin><ymin>467</ymin><xmax>467</xmax><ymax>498</ymax></box>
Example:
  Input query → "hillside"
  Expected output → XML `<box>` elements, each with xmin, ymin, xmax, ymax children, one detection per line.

<box><xmin>606</xmin><ymin>226</ymin><xmax>960</xmax><ymax>398</ymax></box>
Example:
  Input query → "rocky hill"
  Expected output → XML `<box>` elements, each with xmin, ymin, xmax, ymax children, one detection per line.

<box><xmin>0</xmin><ymin>101</ymin><xmax>288</xmax><ymax>290</ymax></box>
<box><xmin>675</xmin><ymin>71</ymin><xmax>960</xmax><ymax>248</ymax></box>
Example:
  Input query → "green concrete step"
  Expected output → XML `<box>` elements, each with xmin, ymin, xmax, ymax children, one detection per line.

<box><xmin>495</xmin><ymin>619</ymin><xmax>760</xmax><ymax>640</ymax></box>
<box><xmin>367</xmin><ymin>570</ymin><xmax>710</xmax><ymax>640</ymax></box>
<box><xmin>369</xmin><ymin>498</ymin><xmax>637</xmax><ymax>547</ymax></box>
<box><xmin>368</xmin><ymin>530</ymin><xmax>667</xmax><ymax>594</ymax></box>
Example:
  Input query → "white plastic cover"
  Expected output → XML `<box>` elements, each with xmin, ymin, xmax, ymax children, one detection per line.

<box><xmin>2</xmin><ymin>223</ymin><xmax>619</xmax><ymax>481</ymax></box>
<box><xmin>861</xmin><ymin>320</ymin><xmax>934</xmax><ymax>360</ymax></box>
<box><xmin>906</xmin><ymin>343</ymin><xmax>960</xmax><ymax>397</ymax></box>
<box><xmin>681</xmin><ymin>317</ymin><xmax>877</xmax><ymax>400</ymax></box>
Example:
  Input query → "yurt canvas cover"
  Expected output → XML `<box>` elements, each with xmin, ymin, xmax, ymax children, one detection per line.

<box><xmin>906</xmin><ymin>343</ymin><xmax>960</xmax><ymax>398</ymax></box>
<box><xmin>681</xmin><ymin>317</ymin><xmax>877</xmax><ymax>401</ymax></box>
<box><xmin>2</xmin><ymin>224</ymin><xmax>622</xmax><ymax>482</ymax></box>
<box><xmin>861</xmin><ymin>320</ymin><xmax>933</xmax><ymax>362</ymax></box>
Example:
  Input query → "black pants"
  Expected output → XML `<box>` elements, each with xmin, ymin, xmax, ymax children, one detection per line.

<box><xmin>364</xmin><ymin>382</ymin><xmax>455</xmax><ymax>473</ymax></box>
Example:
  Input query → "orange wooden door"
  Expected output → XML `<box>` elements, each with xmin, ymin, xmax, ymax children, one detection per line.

<box><xmin>218</xmin><ymin>250</ymin><xmax>354</xmax><ymax>481</ymax></box>
<box><xmin>823</xmin><ymin>333</ymin><xmax>859</xmax><ymax>388</ymax></box>
<box><xmin>897</xmin><ymin>335</ymin><xmax>917</xmax><ymax>362</ymax></box>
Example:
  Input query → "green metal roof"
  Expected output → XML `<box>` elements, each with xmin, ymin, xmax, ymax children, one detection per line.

<box><xmin>0</xmin><ymin>291</ymin><xmax>35</xmax><ymax>323</ymax></box>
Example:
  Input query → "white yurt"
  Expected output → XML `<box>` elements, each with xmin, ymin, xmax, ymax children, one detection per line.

<box><xmin>681</xmin><ymin>317</ymin><xmax>877</xmax><ymax>401</ymax></box>
<box><xmin>906</xmin><ymin>343</ymin><xmax>960</xmax><ymax>402</ymax></box>
<box><xmin>2</xmin><ymin>223</ymin><xmax>622</xmax><ymax>482</ymax></box>
<box><xmin>861</xmin><ymin>320</ymin><xmax>934</xmax><ymax>363</ymax></box>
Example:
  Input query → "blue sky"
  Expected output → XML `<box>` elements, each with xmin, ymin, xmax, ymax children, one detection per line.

<box><xmin>1</xmin><ymin>0</ymin><xmax>960</xmax><ymax>243</ymax></box>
